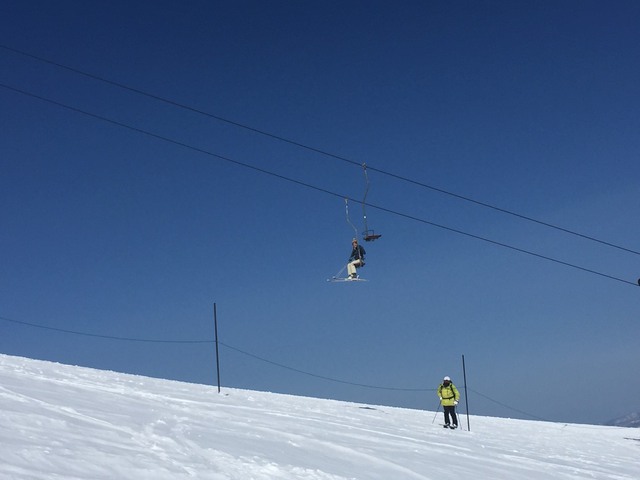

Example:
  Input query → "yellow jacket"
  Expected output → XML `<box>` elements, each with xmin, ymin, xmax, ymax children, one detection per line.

<box><xmin>437</xmin><ymin>383</ymin><xmax>460</xmax><ymax>407</ymax></box>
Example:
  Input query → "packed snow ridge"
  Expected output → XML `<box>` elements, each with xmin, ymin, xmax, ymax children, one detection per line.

<box><xmin>1</xmin><ymin>354</ymin><xmax>638</xmax><ymax>480</ymax></box>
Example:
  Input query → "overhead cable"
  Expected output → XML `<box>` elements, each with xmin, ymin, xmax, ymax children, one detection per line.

<box><xmin>0</xmin><ymin>82</ymin><xmax>637</xmax><ymax>288</ymax></box>
<box><xmin>0</xmin><ymin>314</ymin><xmax>618</xmax><ymax>421</ymax></box>
<box><xmin>0</xmin><ymin>315</ymin><xmax>429</xmax><ymax>391</ymax></box>
<box><xmin>0</xmin><ymin>315</ymin><xmax>211</xmax><ymax>343</ymax></box>
<box><xmin>219</xmin><ymin>341</ymin><xmax>431</xmax><ymax>392</ymax></box>
<box><xmin>1</xmin><ymin>43</ymin><xmax>638</xmax><ymax>257</ymax></box>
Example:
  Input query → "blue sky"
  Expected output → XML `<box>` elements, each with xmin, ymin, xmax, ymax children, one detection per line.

<box><xmin>1</xmin><ymin>1</ymin><xmax>639</xmax><ymax>425</ymax></box>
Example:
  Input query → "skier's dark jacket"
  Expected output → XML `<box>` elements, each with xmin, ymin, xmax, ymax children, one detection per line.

<box><xmin>349</xmin><ymin>245</ymin><xmax>366</xmax><ymax>262</ymax></box>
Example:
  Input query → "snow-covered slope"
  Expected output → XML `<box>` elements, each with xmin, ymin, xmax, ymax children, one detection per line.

<box><xmin>1</xmin><ymin>354</ymin><xmax>638</xmax><ymax>479</ymax></box>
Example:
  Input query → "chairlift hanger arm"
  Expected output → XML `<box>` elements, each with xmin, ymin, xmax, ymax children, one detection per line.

<box><xmin>345</xmin><ymin>198</ymin><xmax>358</xmax><ymax>238</ymax></box>
<box><xmin>362</xmin><ymin>163</ymin><xmax>370</xmax><ymax>233</ymax></box>
<box><xmin>361</xmin><ymin>163</ymin><xmax>382</xmax><ymax>242</ymax></box>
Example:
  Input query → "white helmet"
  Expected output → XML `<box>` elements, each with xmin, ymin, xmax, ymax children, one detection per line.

<box><xmin>443</xmin><ymin>376</ymin><xmax>451</xmax><ymax>381</ymax></box>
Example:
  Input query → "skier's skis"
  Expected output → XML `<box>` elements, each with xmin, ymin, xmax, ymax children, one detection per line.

<box><xmin>327</xmin><ymin>276</ymin><xmax>368</xmax><ymax>283</ymax></box>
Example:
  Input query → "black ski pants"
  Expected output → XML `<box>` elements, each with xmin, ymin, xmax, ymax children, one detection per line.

<box><xmin>443</xmin><ymin>405</ymin><xmax>458</xmax><ymax>426</ymax></box>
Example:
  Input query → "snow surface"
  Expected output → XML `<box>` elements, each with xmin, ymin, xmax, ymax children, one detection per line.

<box><xmin>1</xmin><ymin>354</ymin><xmax>638</xmax><ymax>480</ymax></box>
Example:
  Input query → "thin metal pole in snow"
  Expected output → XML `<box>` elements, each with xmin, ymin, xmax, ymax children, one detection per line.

<box><xmin>462</xmin><ymin>354</ymin><xmax>470</xmax><ymax>431</ymax></box>
<box><xmin>214</xmin><ymin>303</ymin><xmax>221</xmax><ymax>394</ymax></box>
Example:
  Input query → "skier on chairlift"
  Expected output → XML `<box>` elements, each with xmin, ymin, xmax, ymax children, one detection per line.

<box><xmin>347</xmin><ymin>238</ymin><xmax>366</xmax><ymax>279</ymax></box>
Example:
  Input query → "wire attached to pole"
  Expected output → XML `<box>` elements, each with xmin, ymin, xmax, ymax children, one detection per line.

<box><xmin>345</xmin><ymin>198</ymin><xmax>358</xmax><ymax>238</ymax></box>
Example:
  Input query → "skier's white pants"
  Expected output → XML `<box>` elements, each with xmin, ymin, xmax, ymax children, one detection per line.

<box><xmin>347</xmin><ymin>259</ymin><xmax>363</xmax><ymax>276</ymax></box>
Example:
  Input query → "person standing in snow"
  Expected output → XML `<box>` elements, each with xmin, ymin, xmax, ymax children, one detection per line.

<box><xmin>437</xmin><ymin>376</ymin><xmax>460</xmax><ymax>429</ymax></box>
<box><xmin>347</xmin><ymin>238</ymin><xmax>365</xmax><ymax>279</ymax></box>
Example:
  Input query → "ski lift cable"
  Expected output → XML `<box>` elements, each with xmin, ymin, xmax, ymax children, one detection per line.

<box><xmin>3</xmin><ymin>43</ymin><xmax>636</xmax><ymax>256</ymax></box>
<box><xmin>2</xmin><ymin>82</ymin><xmax>636</xmax><ymax>288</ymax></box>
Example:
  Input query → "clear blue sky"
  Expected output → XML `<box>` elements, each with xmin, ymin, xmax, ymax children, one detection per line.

<box><xmin>1</xmin><ymin>1</ymin><xmax>639</xmax><ymax>425</ymax></box>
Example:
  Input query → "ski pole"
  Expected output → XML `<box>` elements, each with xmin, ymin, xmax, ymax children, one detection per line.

<box><xmin>431</xmin><ymin>400</ymin><xmax>441</xmax><ymax>424</ymax></box>
<box><xmin>454</xmin><ymin>404</ymin><xmax>462</xmax><ymax>431</ymax></box>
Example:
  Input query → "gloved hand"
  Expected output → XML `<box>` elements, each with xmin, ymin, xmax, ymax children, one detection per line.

<box><xmin>439</xmin><ymin>397</ymin><xmax>442</xmax><ymax>401</ymax></box>
<box><xmin>454</xmin><ymin>401</ymin><xmax>458</xmax><ymax>406</ymax></box>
